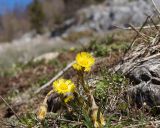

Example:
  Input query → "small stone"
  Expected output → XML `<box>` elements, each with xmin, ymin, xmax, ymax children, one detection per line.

<box><xmin>33</xmin><ymin>52</ymin><xmax>59</xmax><ymax>63</ymax></box>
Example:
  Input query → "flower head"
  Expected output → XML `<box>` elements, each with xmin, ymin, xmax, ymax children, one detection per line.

<box><xmin>53</xmin><ymin>79</ymin><xmax>75</xmax><ymax>94</ymax></box>
<box><xmin>73</xmin><ymin>52</ymin><xmax>95</xmax><ymax>72</ymax></box>
<box><xmin>76</xmin><ymin>52</ymin><xmax>95</xmax><ymax>68</ymax></box>
<box><xmin>73</xmin><ymin>63</ymin><xmax>82</xmax><ymax>71</ymax></box>
<box><xmin>37</xmin><ymin>104</ymin><xmax>47</xmax><ymax>120</ymax></box>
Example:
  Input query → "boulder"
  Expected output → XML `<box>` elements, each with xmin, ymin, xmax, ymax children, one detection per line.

<box><xmin>115</xmin><ymin>33</ymin><xmax>160</xmax><ymax>107</ymax></box>
<box><xmin>64</xmin><ymin>0</ymin><xmax>155</xmax><ymax>34</ymax></box>
<box><xmin>51</xmin><ymin>0</ymin><xmax>155</xmax><ymax>37</ymax></box>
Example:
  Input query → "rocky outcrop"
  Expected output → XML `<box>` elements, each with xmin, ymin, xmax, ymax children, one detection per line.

<box><xmin>0</xmin><ymin>0</ymin><xmax>157</xmax><ymax>70</ymax></box>
<box><xmin>115</xmin><ymin>33</ymin><xmax>160</xmax><ymax>107</ymax></box>
<box><xmin>57</xmin><ymin>0</ymin><xmax>155</xmax><ymax>37</ymax></box>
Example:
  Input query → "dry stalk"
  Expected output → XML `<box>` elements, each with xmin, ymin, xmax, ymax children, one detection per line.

<box><xmin>128</xmin><ymin>24</ymin><xmax>152</xmax><ymax>42</ymax></box>
<box><xmin>152</xmin><ymin>0</ymin><xmax>160</xmax><ymax>14</ymax></box>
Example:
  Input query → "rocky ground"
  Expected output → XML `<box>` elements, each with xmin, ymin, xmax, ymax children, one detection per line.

<box><xmin>1</xmin><ymin>0</ymin><xmax>160</xmax><ymax>127</ymax></box>
<box><xmin>0</xmin><ymin>0</ymin><xmax>156</xmax><ymax>70</ymax></box>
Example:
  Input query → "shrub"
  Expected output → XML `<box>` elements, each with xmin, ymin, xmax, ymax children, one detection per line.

<box><xmin>28</xmin><ymin>0</ymin><xmax>45</xmax><ymax>34</ymax></box>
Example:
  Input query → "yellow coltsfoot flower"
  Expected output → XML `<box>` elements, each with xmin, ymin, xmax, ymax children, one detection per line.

<box><xmin>73</xmin><ymin>63</ymin><xmax>82</xmax><ymax>71</ymax></box>
<box><xmin>73</xmin><ymin>52</ymin><xmax>95</xmax><ymax>72</ymax></box>
<box><xmin>37</xmin><ymin>104</ymin><xmax>47</xmax><ymax>120</ymax></box>
<box><xmin>53</xmin><ymin>79</ymin><xmax>75</xmax><ymax>94</ymax></box>
<box><xmin>76</xmin><ymin>52</ymin><xmax>95</xmax><ymax>68</ymax></box>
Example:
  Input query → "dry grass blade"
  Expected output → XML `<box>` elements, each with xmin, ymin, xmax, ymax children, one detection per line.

<box><xmin>124</xmin><ymin>16</ymin><xmax>149</xmax><ymax>57</ymax></box>
<box><xmin>0</xmin><ymin>95</ymin><xmax>21</xmax><ymax>122</ymax></box>
<box><xmin>152</xmin><ymin>0</ymin><xmax>160</xmax><ymax>14</ymax></box>
<box><xmin>128</xmin><ymin>24</ymin><xmax>152</xmax><ymax>41</ymax></box>
<box><xmin>112</xmin><ymin>24</ymin><xmax>160</xmax><ymax>30</ymax></box>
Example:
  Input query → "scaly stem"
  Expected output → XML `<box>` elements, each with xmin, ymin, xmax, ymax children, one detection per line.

<box><xmin>80</xmin><ymin>70</ymin><xmax>89</xmax><ymax>93</ymax></box>
<box><xmin>88</xmin><ymin>90</ymin><xmax>106</xmax><ymax>128</ymax></box>
<box><xmin>43</xmin><ymin>90</ymin><xmax>54</xmax><ymax>105</ymax></box>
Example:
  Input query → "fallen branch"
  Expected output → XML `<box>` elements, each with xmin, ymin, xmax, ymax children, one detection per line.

<box><xmin>35</xmin><ymin>61</ymin><xmax>76</xmax><ymax>94</ymax></box>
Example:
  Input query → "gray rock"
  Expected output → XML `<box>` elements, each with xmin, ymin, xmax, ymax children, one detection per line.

<box><xmin>127</xmin><ymin>82</ymin><xmax>160</xmax><ymax>107</ymax></box>
<box><xmin>63</xmin><ymin>0</ymin><xmax>155</xmax><ymax>34</ymax></box>
<box><xmin>33</xmin><ymin>52</ymin><xmax>60</xmax><ymax>63</ymax></box>
<box><xmin>125</xmin><ymin>59</ymin><xmax>160</xmax><ymax>107</ymax></box>
<box><xmin>0</xmin><ymin>0</ymin><xmax>157</xmax><ymax>70</ymax></box>
<box><xmin>152</xmin><ymin>0</ymin><xmax>160</xmax><ymax>14</ymax></box>
<box><xmin>51</xmin><ymin>0</ymin><xmax>155</xmax><ymax>37</ymax></box>
<box><xmin>115</xmin><ymin>35</ymin><xmax>160</xmax><ymax>108</ymax></box>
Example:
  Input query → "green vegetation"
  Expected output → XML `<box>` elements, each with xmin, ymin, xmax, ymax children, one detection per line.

<box><xmin>1</xmin><ymin>30</ymin><xmax>159</xmax><ymax>128</ymax></box>
<box><xmin>95</xmin><ymin>70</ymin><xmax>128</xmax><ymax>102</ymax></box>
<box><xmin>88</xmin><ymin>35</ymin><xmax>129</xmax><ymax>57</ymax></box>
<box><xmin>28</xmin><ymin>0</ymin><xmax>45</xmax><ymax>34</ymax></box>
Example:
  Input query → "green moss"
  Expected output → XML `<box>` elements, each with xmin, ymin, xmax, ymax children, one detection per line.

<box><xmin>95</xmin><ymin>70</ymin><xmax>128</xmax><ymax>101</ymax></box>
<box><xmin>88</xmin><ymin>35</ymin><xmax>129</xmax><ymax>57</ymax></box>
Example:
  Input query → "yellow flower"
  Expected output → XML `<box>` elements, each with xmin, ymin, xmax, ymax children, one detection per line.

<box><xmin>73</xmin><ymin>63</ymin><xmax>82</xmax><ymax>71</ymax></box>
<box><xmin>64</xmin><ymin>95</ymin><xmax>74</xmax><ymax>103</ymax></box>
<box><xmin>76</xmin><ymin>52</ymin><xmax>95</xmax><ymax>68</ymax></box>
<box><xmin>73</xmin><ymin>52</ymin><xmax>95</xmax><ymax>72</ymax></box>
<box><xmin>53</xmin><ymin>79</ymin><xmax>75</xmax><ymax>94</ymax></box>
<box><xmin>37</xmin><ymin>104</ymin><xmax>47</xmax><ymax>120</ymax></box>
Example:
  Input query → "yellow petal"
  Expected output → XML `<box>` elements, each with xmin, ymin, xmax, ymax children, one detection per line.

<box><xmin>73</xmin><ymin>63</ymin><xmax>82</xmax><ymax>71</ymax></box>
<box><xmin>64</xmin><ymin>95</ymin><xmax>74</xmax><ymax>103</ymax></box>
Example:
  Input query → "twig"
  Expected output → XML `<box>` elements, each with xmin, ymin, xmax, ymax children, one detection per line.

<box><xmin>128</xmin><ymin>24</ymin><xmax>151</xmax><ymax>41</ymax></box>
<box><xmin>119</xmin><ymin>16</ymin><xmax>150</xmax><ymax>66</ymax></box>
<box><xmin>149</xmin><ymin>16</ymin><xmax>159</xmax><ymax>30</ymax></box>
<box><xmin>114</xmin><ymin>15</ymin><xmax>159</xmax><ymax>31</ymax></box>
<box><xmin>0</xmin><ymin>95</ymin><xmax>21</xmax><ymax>122</ymax></box>
<box><xmin>152</xmin><ymin>0</ymin><xmax>160</xmax><ymax>14</ymax></box>
<box><xmin>139</xmin><ymin>52</ymin><xmax>160</xmax><ymax>63</ymax></box>
<box><xmin>112</xmin><ymin>24</ymin><xmax>160</xmax><ymax>30</ymax></box>
<box><xmin>35</xmin><ymin>61</ymin><xmax>76</xmax><ymax>94</ymax></box>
